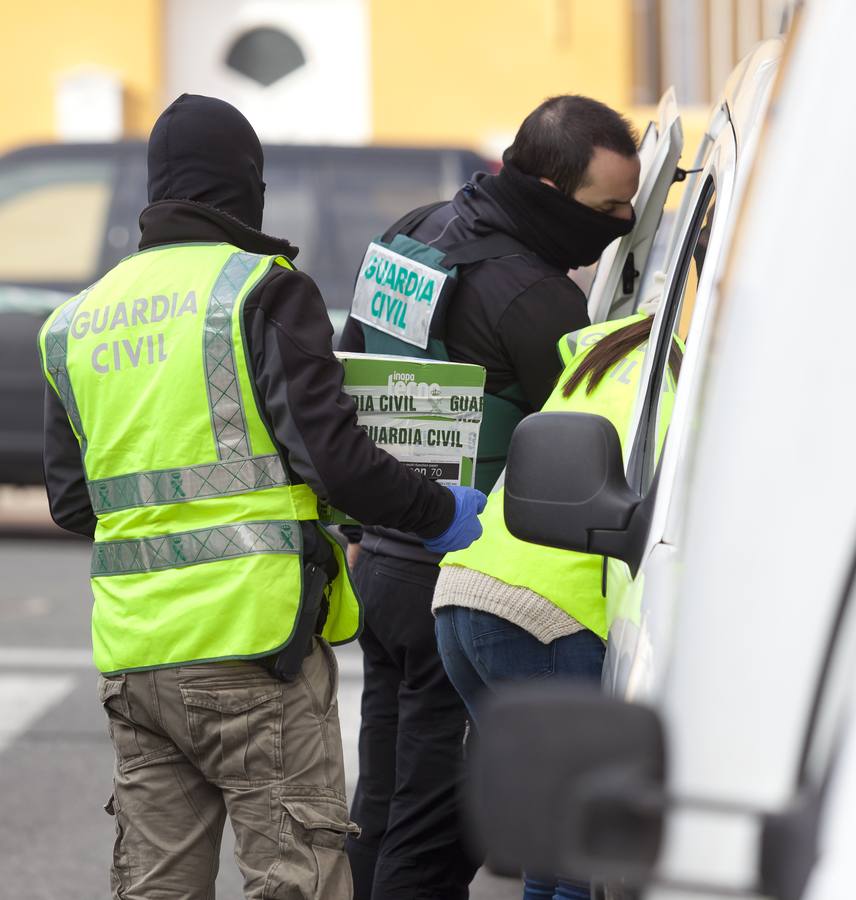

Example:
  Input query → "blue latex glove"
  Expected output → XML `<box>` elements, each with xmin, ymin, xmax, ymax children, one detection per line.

<box><xmin>423</xmin><ymin>485</ymin><xmax>488</xmax><ymax>554</ymax></box>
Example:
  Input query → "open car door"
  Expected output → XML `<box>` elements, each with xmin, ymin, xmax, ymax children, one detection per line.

<box><xmin>587</xmin><ymin>88</ymin><xmax>683</xmax><ymax>324</ymax></box>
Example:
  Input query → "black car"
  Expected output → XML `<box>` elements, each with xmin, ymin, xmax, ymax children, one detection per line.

<box><xmin>0</xmin><ymin>141</ymin><xmax>489</xmax><ymax>484</ymax></box>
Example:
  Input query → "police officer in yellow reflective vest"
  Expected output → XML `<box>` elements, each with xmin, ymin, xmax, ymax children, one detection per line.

<box><xmin>432</xmin><ymin>315</ymin><xmax>681</xmax><ymax>900</ymax></box>
<box><xmin>433</xmin><ymin>313</ymin><xmax>680</xmax><ymax>899</ymax></box>
<box><xmin>38</xmin><ymin>95</ymin><xmax>485</xmax><ymax>900</ymax></box>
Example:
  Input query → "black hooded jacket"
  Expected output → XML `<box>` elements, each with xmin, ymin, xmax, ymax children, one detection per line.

<box><xmin>339</xmin><ymin>170</ymin><xmax>591</xmax><ymax>561</ymax></box>
<box><xmin>340</xmin><ymin>172</ymin><xmax>590</xmax><ymax>408</ymax></box>
<box><xmin>43</xmin><ymin>95</ymin><xmax>454</xmax><ymax>543</ymax></box>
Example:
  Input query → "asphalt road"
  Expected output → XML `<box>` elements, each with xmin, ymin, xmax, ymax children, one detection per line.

<box><xmin>0</xmin><ymin>501</ymin><xmax>520</xmax><ymax>899</ymax></box>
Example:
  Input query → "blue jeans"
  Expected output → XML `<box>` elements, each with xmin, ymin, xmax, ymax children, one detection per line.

<box><xmin>435</xmin><ymin>605</ymin><xmax>604</xmax><ymax>900</ymax></box>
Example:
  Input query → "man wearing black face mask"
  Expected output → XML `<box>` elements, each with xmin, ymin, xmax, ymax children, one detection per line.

<box><xmin>339</xmin><ymin>95</ymin><xmax>639</xmax><ymax>900</ymax></box>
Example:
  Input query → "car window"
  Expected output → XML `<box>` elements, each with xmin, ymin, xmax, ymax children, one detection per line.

<box><xmin>262</xmin><ymin>150</ymin><xmax>470</xmax><ymax>311</ymax></box>
<box><xmin>631</xmin><ymin>177</ymin><xmax>717</xmax><ymax>494</ymax></box>
<box><xmin>261</xmin><ymin>169</ymin><xmax>320</xmax><ymax>275</ymax></box>
<box><xmin>0</xmin><ymin>158</ymin><xmax>116</xmax><ymax>286</ymax></box>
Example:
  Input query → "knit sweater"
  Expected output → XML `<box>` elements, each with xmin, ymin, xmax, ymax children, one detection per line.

<box><xmin>432</xmin><ymin>564</ymin><xmax>586</xmax><ymax>644</ymax></box>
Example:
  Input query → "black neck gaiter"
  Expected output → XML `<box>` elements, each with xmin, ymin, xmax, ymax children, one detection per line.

<box><xmin>481</xmin><ymin>153</ymin><xmax>636</xmax><ymax>270</ymax></box>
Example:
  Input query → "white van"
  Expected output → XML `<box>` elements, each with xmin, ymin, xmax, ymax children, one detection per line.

<box><xmin>496</xmin><ymin>37</ymin><xmax>783</xmax><ymax>712</ymax></box>
<box><xmin>469</xmin><ymin>1</ymin><xmax>856</xmax><ymax>897</ymax></box>
<box><xmin>597</xmin><ymin>36</ymin><xmax>782</xmax><ymax>709</ymax></box>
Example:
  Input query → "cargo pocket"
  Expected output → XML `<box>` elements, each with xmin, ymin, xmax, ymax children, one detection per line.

<box><xmin>181</xmin><ymin>681</ymin><xmax>283</xmax><ymax>784</ymax></box>
<box><xmin>98</xmin><ymin>674</ymin><xmax>142</xmax><ymax>768</ymax></box>
<box><xmin>104</xmin><ymin>792</ymin><xmax>130</xmax><ymax>898</ymax></box>
<box><xmin>297</xmin><ymin>637</ymin><xmax>339</xmax><ymax>719</ymax></box>
<box><xmin>266</xmin><ymin>798</ymin><xmax>360</xmax><ymax>900</ymax></box>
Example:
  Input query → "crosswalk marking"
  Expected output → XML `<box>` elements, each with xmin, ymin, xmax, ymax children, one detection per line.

<box><xmin>0</xmin><ymin>647</ymin><xmax>93</xmax><ymax>669</ymax></box>
<box><xmin>0</xmin><ymin>647</ymin><xmax>364</xmax><ymax>788</ymax></box>
<box><xmin>0</xmin><ymin>675</ymin><xmax>76</xmax><ymax>754</ymax></box>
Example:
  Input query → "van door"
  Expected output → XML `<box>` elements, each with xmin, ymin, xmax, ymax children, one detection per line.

<box><xmin>587</xmin><ymin>88</ymin><xmax>683</xmax><ymax>325</ymax></box>
<box><xmin>601</xmin><ymin>152</ymin><xmax>730</xmax><ymax>701</ymax></box>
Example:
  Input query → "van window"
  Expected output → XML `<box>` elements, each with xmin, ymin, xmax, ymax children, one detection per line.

<box><xmin>635</xmin><ymin>179</ymin><xmax>717</xmax><ymax>493</ymax></box>
<box><xmin>0</xmin><ymin>158</ymin><xmax>115</xmax><ymax>285</ymax></box>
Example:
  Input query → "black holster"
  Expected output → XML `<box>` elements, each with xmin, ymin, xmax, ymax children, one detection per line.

<box><xmin>270</xmin><ymin>562</ymin><xmax>330</xmax><ymax>682</ymax></box>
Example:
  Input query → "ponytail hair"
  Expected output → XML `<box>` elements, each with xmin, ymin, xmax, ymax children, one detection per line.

<box><xmin>562</xmin><ymin>317</ymin><xmax>683</xmax><ymax>398</ymax></box>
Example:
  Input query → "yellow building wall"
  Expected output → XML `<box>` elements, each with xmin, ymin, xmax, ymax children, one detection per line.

<box><xmin>369</xmin><ymin>0</ymin><xmax>635</xmax><ymax>150</ymax></box>
<box><xmin>0</xmin><ymin>0</ymin><xmax>708</xmax><ymax>212</ymax></box>
<box><xmin>0</xmin><ymin>0</ymin><xmax>162</xmax><ymax>153</ymax></box>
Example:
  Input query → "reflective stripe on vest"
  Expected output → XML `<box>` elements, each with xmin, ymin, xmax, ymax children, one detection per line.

<box><xmin>91</xmin><ymin>520</ymin><xmax>302</xmax><ymax>576</ymax></box>
<box><xmin>87</xmin><ymin>453</ymin><xmax>288</xmax><ymax>513</ymax></box>
<box><xmin>204</xmin><ymin>251</ymin><xmax>257</xmax><ymax>460</ymax></box>
<box><xmin>39</xmin><ymin>244</ymin><xmax>361</xmax><ymax>673</ymax></box>
<box><xmin>42</xmin><ymin>288</ymin><xmax>91</xmax><ymax>451</ymax></box>
<box><xmin>441</xmin><ymin>314</ymin><xmax>663</xmax><ymax>639</ymax></box>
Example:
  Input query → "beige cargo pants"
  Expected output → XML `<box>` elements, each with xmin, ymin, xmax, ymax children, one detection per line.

<box><xmin>97</xmin><ymin>638</ymin><xmax>359</xmax><ymax>899</ymax></box>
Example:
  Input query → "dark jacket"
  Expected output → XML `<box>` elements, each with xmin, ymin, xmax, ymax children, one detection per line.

<box><xmin>46</xmin><ymin>93</ymin><xmax>454</xmax><ymax>544</ymax></box>
<box><xmin>339</xmin><ymin>173</ymin><xmax>590</xmax><ymax>561</ymax></box>
<box><xmin>43</xmin><ymin>198</ymin><xmax>455</xmax><ymax>546</ymax></box>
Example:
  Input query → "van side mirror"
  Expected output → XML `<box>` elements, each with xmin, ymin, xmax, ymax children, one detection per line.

<box><xmin>504</xmin><ymin>412</ymin><xmax>647</xmax><ymax>574</ymax></box>
<box><xmin>468</xmin><ymin>683</ymin><xmax>666</xmax><ymax>883</ymax></box>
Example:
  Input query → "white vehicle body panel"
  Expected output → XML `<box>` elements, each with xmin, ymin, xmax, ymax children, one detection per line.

<box><xmin>803</xmin><ymin>688</ymin><xmax>856</xmax><ymax>900</ymax></box>
<box><xmin>603</xmin><ymin>40</ymin><xmax>782</xmax><ymax>704</ymax></box>
<box><xmin>641</xmin><ymin>1</ymin><xmax>856</xmax><ymax>894</ymax></box>
<box><xmin>803</xmin><ymin>746</ymin><xmax>856</xmax><ymax>899</ymax></box>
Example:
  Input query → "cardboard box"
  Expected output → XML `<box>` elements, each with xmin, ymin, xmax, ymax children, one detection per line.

<box><xmin>318</xmin><ymin>353</ymin><xmax>486</xmax><ymax>524</ymax></box>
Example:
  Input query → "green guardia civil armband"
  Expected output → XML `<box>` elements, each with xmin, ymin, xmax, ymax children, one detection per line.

<box><xmin>350</xmin><ymin>235</ymin><xmax>457</xmax><ymax>350</ymax></box>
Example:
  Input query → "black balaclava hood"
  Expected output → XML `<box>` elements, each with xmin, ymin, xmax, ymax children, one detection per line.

<box><xmin>481</xmin><ymin>149</ymin><xmax>636</xmax><ymax>270</ymax></box>
<box><xmin>147</xmin><ymin>94</ymin><xmax>266</xmax><ymax>230</ymax></box>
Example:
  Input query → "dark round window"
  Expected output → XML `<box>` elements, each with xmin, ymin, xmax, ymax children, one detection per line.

<box><xmin>225</xmin><ymin>27</ymin><xmax>306</xmax><ymax>87</ymax></box>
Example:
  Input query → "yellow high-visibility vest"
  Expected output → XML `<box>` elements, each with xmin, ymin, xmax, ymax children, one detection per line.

<box><xmin>442</xmin><ymin>315</ymin><xmax>676</xmax><ymax>638</ymax></box>
<box><xmin>39</xmin><ymin>243</ymin><xmax>361</xmax><ymax>673</ymax></box>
